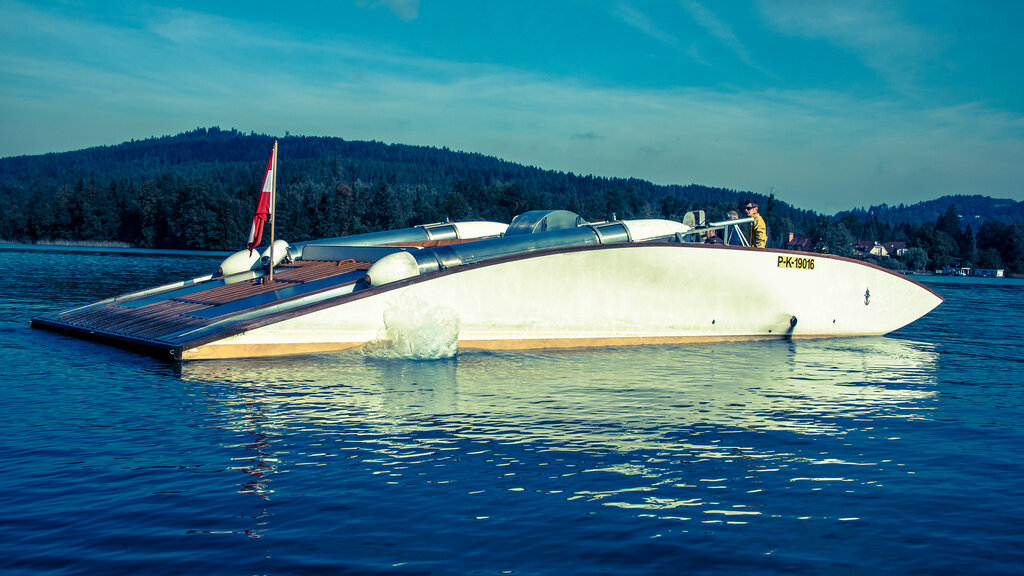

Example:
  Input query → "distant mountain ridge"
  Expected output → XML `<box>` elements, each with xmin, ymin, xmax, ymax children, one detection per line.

<box><xmin>3</xmin><ymin>127</ymin><xmax>1019</xmax><ymax>222</ymax></box>
<box><xmin>1</xmin><ymin>127</ymin><xmax>1021</xmax><ymax>255</ymax></box>
<box><xmin>0</xmin><ymin>126</ymin><xmax>754</xmax><ymax>210</ymax></box>
<box><xmin>839</xmin><ymin>195</ymin><xmax>1024</xmax><ymax>227</ymax></box>
<box><xmin>3</xmin><ymin>127</ymin><xmax>821</xmax><ymax>250</ymax></box>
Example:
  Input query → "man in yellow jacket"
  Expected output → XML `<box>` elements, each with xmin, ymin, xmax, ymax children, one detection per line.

<box><xmin>744</xmin><ymin>200</ymin><xmax>767</xmax><ymax>248</ymax></box>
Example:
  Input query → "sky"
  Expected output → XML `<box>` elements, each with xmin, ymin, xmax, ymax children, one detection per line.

<box><xmin>2</xmin><ymin>1</ymin><xmax>1023</xmax><ymax>214</ymax></box>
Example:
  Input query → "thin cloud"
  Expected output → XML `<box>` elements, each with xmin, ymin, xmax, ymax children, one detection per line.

<box><xmin>679</xmin><ymin>0</ymin><xmax>756</xmax><ymax>68</ymax></box>
<box><xmin>611</xmin><ymin>4</ymin><xmax>681</xmax><ymax>49</ymax></box>
<box><xmin>758</xmin><ymin>0</ymin><xmax>941</xmax><ymax>89</ymax></box>
<box><xmin>356</xmin><ymin>0</ymin><xmax>420</xmax><ymax>22</ymax></box>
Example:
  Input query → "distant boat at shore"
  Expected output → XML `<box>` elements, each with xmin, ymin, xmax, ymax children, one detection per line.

<box><xmin>940</xmin><ymin>266</ymin><xmax>1005</xmax><ymax>277</ymax></box>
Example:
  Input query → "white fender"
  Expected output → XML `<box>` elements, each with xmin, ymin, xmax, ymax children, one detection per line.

<box><xmin>366</xmin><ymin>251</ymin><xmax>421</xmax><ymax>286</ymax></box>
<box><xmin>261</xmin><ymin>239</ymin><xmax>290</xmax><ymax>267</ymax></box>
<box><xmin>218</xmin><ymin>249</ymin><xmax>260</xmax><ymax>276</ymax></box>
<box><xmin>218</xmin><ymin>239</ymin><xmax>290</xmax><ymax>276</ymax></box>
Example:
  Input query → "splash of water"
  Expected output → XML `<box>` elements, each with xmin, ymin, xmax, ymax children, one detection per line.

<box><xmin>361</xmin><ymin>292</ymin><xmax>461</xmax><ymax>360</ymax></box>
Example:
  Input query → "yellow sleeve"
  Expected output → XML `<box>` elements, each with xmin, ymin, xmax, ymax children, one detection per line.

<box><xmin>752</xmin><ymin>216</ymin><xmax>767</xmax><ymax>248</ymax></box>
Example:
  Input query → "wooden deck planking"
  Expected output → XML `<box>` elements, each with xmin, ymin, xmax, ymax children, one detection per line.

<box><xmin>173</xmin><ymin>260</ymin><xmax>366</xmax><ymax>305</ymax></box>
<box><xmin>40</xmin><ymin>259</ymin><xmax>372</xmax><ymax>345</ymax></box>
<box><xmin>54</xmin><ymin>300</ymin><xmax>212</xmax><ymax>335</ymax></box>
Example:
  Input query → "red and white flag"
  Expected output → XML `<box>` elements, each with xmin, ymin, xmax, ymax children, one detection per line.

<box><xmin>247</xmin><ymin>145</ymin><xmax>276</xmax><ymax>255</ymax></box>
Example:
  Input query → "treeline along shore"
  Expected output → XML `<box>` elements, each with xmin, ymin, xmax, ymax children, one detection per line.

<box><xmin>2</xmin><ymin>127</ymin><xmax>1022</xmax><ymax>273</ymax></box>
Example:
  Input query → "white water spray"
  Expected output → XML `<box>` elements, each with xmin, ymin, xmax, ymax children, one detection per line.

<box><xmin>361</xmin><ymin>292</ymin><xmax>461</xmax><ymax>360</ymax></box>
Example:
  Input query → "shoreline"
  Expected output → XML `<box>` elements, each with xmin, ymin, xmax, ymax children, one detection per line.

<box><xmin>0</xmin><ymin>241</ymin><xmax>232</xmax><ymax>257</ymax></box>
<box><xmin>3</xmin><ymin>240</ymin><xmax>1018</xmax><ymax>278</ymax></box>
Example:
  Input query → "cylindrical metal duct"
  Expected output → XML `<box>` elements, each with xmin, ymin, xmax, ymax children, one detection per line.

<box><xmin>366</xmin><ymin>219</ymin><xmax>687</xmax><ymax>287</ymax></box>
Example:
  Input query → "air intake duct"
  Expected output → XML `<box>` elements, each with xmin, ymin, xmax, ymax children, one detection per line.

<box><xmin>366</xmin><ymin>218</ymin><xmax>688</xmax><ymax>287</ymax></box>
<box><xmin>289</xmin><ymin>221</ymin><xmax>507</xmax><ymax>259</ymax></box>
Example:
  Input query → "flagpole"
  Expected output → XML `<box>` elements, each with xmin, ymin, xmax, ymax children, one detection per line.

<box><xmin>269</xmin><ymin>140</ymin><xmax>278</xmax><ymax>282</ymax></box>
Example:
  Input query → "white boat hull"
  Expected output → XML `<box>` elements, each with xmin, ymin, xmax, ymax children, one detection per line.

<box><xmin>183</xmin><ymin>243</ymin><xmax>942</xmax><ymax>359</ymax></box>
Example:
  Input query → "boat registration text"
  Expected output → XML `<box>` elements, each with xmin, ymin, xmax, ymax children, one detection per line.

<box><xmin>778</xmin><ymin>255</ymin><xmax>815</xmax><ymax>270</ymax></box>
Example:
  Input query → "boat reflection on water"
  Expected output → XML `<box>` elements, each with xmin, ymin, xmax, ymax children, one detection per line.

<box><xmin>178</xmin><ymin>337</ymin><xmax>938</xmax><ymax>528</ymax></box>
<box><xmin>178</xmin><ymin>336</ymin><xmax>938</xmax><ymax>440</ymax></box>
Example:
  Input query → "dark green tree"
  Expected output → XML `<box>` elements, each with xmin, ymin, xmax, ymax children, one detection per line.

<box><xmin>810</xmin><ymin>217</ymin><xmax>855</xmax><ymax>257</ymax></box>
<box><xmin>902</xmin><ymin>247</ymin><xmax>929</xmax><ymax>271</ymax></box>
<box><xmin>914</xmin><ymin>226</ymin><xmax>958</xmax><ymax>269</ymax></box>
<box><xmin>978</xmin><ymin>248</ymin><xmax>1002</xmax><ymax>269</ymax></box>
<box><xmin>442</xmin><ymin>190</ymin><xmax>472</xmax><ymax>221</ymax></box>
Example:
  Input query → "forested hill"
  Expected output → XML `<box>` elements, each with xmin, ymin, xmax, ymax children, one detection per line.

<box><xmin>840</xmin><ymin>195</ymin><xmax>1024</xmax><ymax>227</ymax></box>
<box><xmin>0</xmin><ymin>127</ymin><xmax>815</xmax><ymax>250</ymax></box>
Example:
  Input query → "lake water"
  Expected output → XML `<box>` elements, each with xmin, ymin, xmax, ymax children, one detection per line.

<box><xmin>2</xmin><ymin>247</ymin><xmax>1022</xmax><ymax>575</ymax></box>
